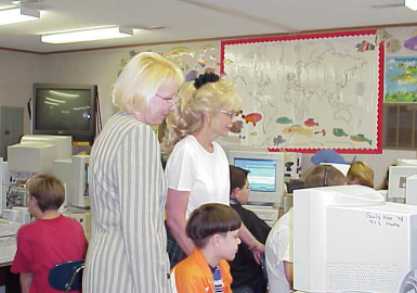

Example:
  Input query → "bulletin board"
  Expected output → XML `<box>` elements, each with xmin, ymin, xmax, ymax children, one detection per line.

<box><xmin>221</xmin><ymin>29</ymin><xmax>384</xmax><ymax>153</ymax></box>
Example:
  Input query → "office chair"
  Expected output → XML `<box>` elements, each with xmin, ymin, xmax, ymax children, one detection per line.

<box><xmin>48</xmin><ymin>260</ymin><xmax>84</xmax><ymax>292</ymax></box>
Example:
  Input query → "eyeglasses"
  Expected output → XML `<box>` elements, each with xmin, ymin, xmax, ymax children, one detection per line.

<box><xmin>219</xmin><ymin>110</ymin><xmax>236</xmax><ymax>118</ymax></box>
<box><xmin>155</xmin><ymin>93</ymin><xmax>177</xmax><ymax>103</ymax></box>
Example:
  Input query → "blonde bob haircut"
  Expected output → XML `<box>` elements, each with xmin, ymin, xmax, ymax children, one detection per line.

<box><xmin>163</xmin><ymin>77</ymin><xmax>241</xmax><ymax>153</ymax></box>
<box><xmin>347</xmin><ymin>161</ymin><xmax>374</xmax><ymax>188</ymax></box>
<box><xmin>112</xmin><ymin>52</ymin><xmax>184</xmax><ymax>113</ymax></box>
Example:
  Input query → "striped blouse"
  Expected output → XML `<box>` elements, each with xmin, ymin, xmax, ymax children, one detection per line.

<box><xmin>83</xmin><ymin>112</ymin><xmax>172</xmax><ymax>293</ymax></box>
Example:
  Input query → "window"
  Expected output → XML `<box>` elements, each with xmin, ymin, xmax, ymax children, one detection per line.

<box><xmin>383</xmin><ymin>103</ymin><xmax>417</xmax><ymax>149</ymax></box>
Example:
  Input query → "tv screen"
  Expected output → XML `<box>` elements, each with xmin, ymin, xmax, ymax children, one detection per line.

<box><xmin>33</xmin><ymin>84</ymin><xmax>97</xmax><ymax>142</ymax></box>
<box><xmin>234</xmin><ymin>158</ymin><xmax>277</xmax><ymax>192</ymax></box>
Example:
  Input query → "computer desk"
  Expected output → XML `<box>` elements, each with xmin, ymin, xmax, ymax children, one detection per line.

<box><xmin>0</xmin><ymin>220</ymin><xmax>21</xmax><ymax>293</ymax></box>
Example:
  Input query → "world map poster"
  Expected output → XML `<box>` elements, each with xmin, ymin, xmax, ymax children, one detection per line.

<box><xmin>221</xmin><ymin>30</ymin><xmax>384</xmax><ymax>153</ymax></box>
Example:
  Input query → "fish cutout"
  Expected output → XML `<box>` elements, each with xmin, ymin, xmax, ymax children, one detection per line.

<box><xmin>242</xmin><ymin>112</ymin><xmax>262</xmax><ymax>126</ymax></box>
<box><xmin>283</xmin><ymin>125</ymin><xmax>313</xmax><ymax>137</ymax></box>
<box><xmin>229</xmin><ymin>120</ymin><xmax>243</xmax><ymax>134</ymax></box>
<box><xmin>314</xmin><ymin>129</ymin><xmax>326</xmax><ymax>136</ymax></box>
<box><xmin>404</xmin><ymin>36</ymin><xmax>417</xmax><ymax>51</ymax></box>
<box><xmin>273</xmin><ymin>135</ymin><xmax>286</xmax><ymax>146</ymax></box>
<box><xmin>276</xmin><ymin>116</ymin><xmax>293</xmax><ymax>124</ymax></box>
<box><xmin>333</xmin><ymin>128</ymin><xmax>349</xmax><ymax>137</ymax></box>
<box><xmin>304</xmin><ymin>118</ymin><xmax>319</xmax><ymax>127</ymax></box>
<box><xmin>356</xmin><ymin>40</ymin><xmax>375</xmax><ymax>52</ymax></box>
<box><xmin>350</xmin><ymin>134</ymin><xmax>372</xmax><ymax>145</ymax></box>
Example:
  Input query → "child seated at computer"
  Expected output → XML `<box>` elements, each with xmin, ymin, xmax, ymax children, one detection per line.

<box><xmin>11</xmin><ymin>174</ymin><xmax>88</xmax><ymax>293</ymax></box>
<box><xmin>265</xmin><ymin>165</ymin><xmax>347</xmax><ymax>293</ymax></box>
<box><xmin>229</xmin><ymin>165</ymin><xmax>270</xmax><ymax>293</ymax></box>
<box><xmin>347</xmin><ymin>161</ymin><xmax>374</xmax><ymax>188</ymax></box>
<box><xmin>172</xmin><ymin>203</ymin><xmax>242</xmax><ymax>293</ymax></box>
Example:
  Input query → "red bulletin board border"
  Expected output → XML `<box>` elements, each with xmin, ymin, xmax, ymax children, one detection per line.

<box><xmin>220</xmin><ymin>29</ymin><xmax>384</xmax><ymax>154</ymax></box>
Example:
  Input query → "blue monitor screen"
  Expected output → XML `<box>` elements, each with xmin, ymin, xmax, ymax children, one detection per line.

<box><xmin>234</xmin><ymin>158</ymin><xmax>276</xmax><ymax>192</ymax></box>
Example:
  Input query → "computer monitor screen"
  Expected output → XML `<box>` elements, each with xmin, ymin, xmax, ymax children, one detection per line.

<box><xmin>33</xmin><ymin>83</ymin><xmax>97</xmax><ymax>142</ymax></box>
<box><xmin>227</xmin><ymin>150</ymin><xmax>284</xmax><ymax>205</ymax></box>
<box><xmin>234</xmin><ymin>158</ymin><xmax>276</xmax><ymax>192</ymax></box>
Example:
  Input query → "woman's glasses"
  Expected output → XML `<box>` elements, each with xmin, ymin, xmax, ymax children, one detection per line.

<box><xmin>219</xmin><ymin>110</ymin><xmax>236</xmax><ymax>118</ymax></box>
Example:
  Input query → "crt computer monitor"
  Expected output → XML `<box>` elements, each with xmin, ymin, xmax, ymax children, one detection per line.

<box><xmin>294</xmin><ymin>185</ymin><xmax>417</xmax><ymax>293</ymax></box>
<box><xmin>227</xmin><ymin>150</ymin><xmax>284</xmax><ymax>205</ymax></box>
<box><xmin>388</xmin><ymin>165</ymin><xmax>417</xmax><ymax>200</ymax></box>
<box><xmin>33</xmin><ymin>83</ymin><xmax>97</xmax><ymax>142</ymax></box>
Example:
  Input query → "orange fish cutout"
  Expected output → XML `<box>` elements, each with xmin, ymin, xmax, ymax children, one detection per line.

<box><xmin>242</xmin><ymin>112</ymin><xmax>262</xmax><ymax>126</ymax></box>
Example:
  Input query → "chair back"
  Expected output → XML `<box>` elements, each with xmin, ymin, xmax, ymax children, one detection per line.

<box><xmin>48</xmin><ymin>260</ymin><xmax>84</xmax><ymax>292</ymax></box>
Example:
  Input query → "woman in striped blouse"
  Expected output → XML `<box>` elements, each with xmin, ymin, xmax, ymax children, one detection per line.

<box><xmin>83</xmin><ymin>52</ymin><xmax>184</xmax><ymax>293</ymax></box>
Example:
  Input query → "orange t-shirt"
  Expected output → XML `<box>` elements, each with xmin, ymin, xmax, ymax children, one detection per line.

<box><xmin>172</xmin><ymin>249</ymin><xmax>233</xmax><ymax>293</ymax></box>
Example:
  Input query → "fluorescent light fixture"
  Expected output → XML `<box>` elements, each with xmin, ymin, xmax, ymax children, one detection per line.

<box><xmin>405</xmin><ymin>0</ymin><xmax>417</xmax><ymax>10</ymax></box>
<box><xmin>41</xmin><ymin>26</ymin><xmax>133</xmax><ymax>44</ymax></box>
<box><xmin>0</xmin><ymin>7</ymin><xmax>40</xmax><ymax>25</ymax></box>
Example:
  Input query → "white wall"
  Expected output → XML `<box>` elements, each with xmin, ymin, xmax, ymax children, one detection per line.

<box><xmin>0</xmin><ymin>50</ymin><xmax>44</xmax><ymax>133</ymax></box>
<box><xmin>40</xmin><ymin>48</ymin><xmax>126</xmax><ymax>123</ymax></box>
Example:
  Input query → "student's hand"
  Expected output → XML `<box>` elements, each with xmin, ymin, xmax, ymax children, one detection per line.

<box><xmin>250</xmin><ymin>242</ymin><xmax>265</xmax><ymax>264</ymax></box>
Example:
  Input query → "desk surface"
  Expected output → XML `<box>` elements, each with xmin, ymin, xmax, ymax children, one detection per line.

<box><xmin>0</xmin><ymin>221</ymin><xmax>20</xmax><ymax>267</ymax></box>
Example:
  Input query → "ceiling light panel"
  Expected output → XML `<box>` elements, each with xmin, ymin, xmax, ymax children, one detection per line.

<box><xmin>0</xmin><ymin>7</ymin><xmax>40</xmax><ymax>25</ymax></box>
<box><xmin>41</xmin><ymin>26</ymin><xmax>133</xmax><ymax>44</ymax></box>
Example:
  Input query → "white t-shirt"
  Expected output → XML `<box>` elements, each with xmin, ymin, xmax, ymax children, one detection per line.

<box><xmin>166</xmin><ymin>135</ymin><xmax>230</xmax><ymax>218</ymax></box>
<box><xmin>265</xmin><ymin>208</ymin><xmax>293</xmax><ymax>293</ymax></box>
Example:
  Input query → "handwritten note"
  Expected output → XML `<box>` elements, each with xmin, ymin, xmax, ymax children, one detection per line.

<box><xmin>366</xmin><ymin>212</ymin><xmax>404</xmax><ymax>228</ymax></box>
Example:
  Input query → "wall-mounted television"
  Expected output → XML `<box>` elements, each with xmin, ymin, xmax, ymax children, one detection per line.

<box><xmin>32</xmin><ymin>83</ymin><xmax>97</xmax><ymax>142</ymax></box>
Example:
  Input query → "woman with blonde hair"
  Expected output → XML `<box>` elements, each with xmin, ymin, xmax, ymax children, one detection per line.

<box><xmin>83</xmin><ymin>52</ymin><xmax>184</xmax><ymax>293</ymax></box>
<box><xmin>164</xmin><ymin>72</ymin><xmax>265</xmax><ymax>268</ymax></box>
<box><xmin>347</xmin><ymin>161</ymin><xmax>374</xmax><ymax>188</ymax></box>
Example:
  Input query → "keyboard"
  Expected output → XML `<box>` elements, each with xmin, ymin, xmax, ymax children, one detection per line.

<box><xmin>0</xmin><ymin>220</ymin><xmax>20</xmax><ymax>237</ymax></box>
<box><xmin>0</xmin><ymin>236</ymin><xmax>16</xmax><ymax>264</ymax></box>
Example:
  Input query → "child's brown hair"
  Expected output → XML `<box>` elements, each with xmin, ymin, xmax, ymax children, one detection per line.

<box><xmin>186</xmin><ymin>203</ymin><xmax>242</xmax><ymax>248</ymax></box>
<box><xmin>26</xmin><ymin>173</ymin><xmax>65</xmax><ymax>212</ymax></box>
<box><xmin>229</xmin><ymin>165</ymin><xmax>249</xmax><ymax>195</ymax></box>
<box><xmin>303</xmin><ymin>165</ymin><xmax>347</xmax><ymax>188</ymax></box>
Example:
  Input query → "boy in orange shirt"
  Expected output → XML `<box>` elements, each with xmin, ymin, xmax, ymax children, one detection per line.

<box><xmin>172</xmin><ymin>203</ymin><xmax>242</xmax><ymax>293</ymax></box>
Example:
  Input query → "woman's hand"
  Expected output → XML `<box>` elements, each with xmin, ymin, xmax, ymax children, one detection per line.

<box><xmin>249</xmin><ymin>241</ymin><xmax>265</xmax><ymax>264</ymax></box>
